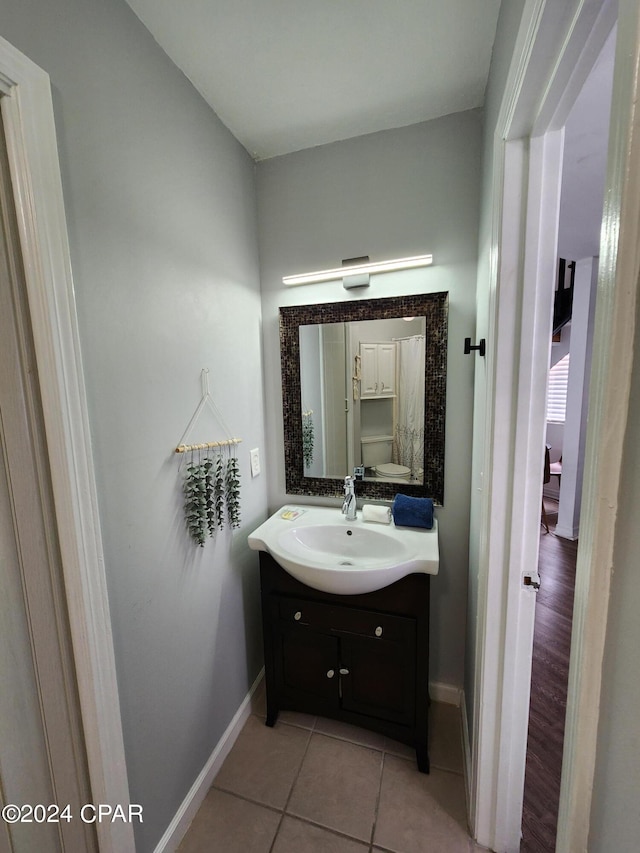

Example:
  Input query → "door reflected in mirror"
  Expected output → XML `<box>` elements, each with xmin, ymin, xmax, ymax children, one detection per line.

<box><xmin>300</xmin><ymin>317</ymin><xmax>426</xmax><ymax>485</ymax></box>
<box><xmin>280</xmin><ymin>293</ymin><xmax>448</xmax><ymax>504</ymax></box>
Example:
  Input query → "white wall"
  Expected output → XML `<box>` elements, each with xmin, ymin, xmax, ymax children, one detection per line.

<box><xmin>256</xmin><ymin>112</ymin><xmax>482</xmax><ymax>689</ymax></box>
<box><xmin>555</xmin><ymin>257</ymin><xmax>598</xmax><ymax>539</ymax></box>
<box><xmin>0</xmin><ymin>1</ymin><xmax>268</xmax><ymax>850</ymax></box>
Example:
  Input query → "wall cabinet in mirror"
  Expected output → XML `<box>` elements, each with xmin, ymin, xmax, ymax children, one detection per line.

<box><xmin>360</xmin><ymin>342</ymin><xmax>396</xmax><ymax>398</ymax></box>
<box><xmin>280</xmin><ymin>292</ymin><xmax>448</xmax><ymax>503</ymax></box>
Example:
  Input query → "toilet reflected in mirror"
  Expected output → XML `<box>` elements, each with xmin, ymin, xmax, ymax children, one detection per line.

<box><xmin>361</xmin><ymin>436</ymin><xmax>412</xmax><ymax>482</ymax></box>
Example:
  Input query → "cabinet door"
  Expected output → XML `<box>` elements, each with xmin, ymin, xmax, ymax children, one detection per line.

<box><xmin>377</xmin><ymin>343</ymin><xmax>396</xmax><ymax>395</ymax></box>
<box><xmin>359</xmin><ymin>343</ymin><xmax>396</xmax><ymax>397</ymax></box>
<box><xmin>359</xmin><ymin>343</ymin><xmax>379</xmax><ymax>397</ymax></box>
<box><xmin>339</xmin><ymin>631</ymin><xmax>416</xmax><ymax>727</ymax></box>
<box><xmin>274</xmin><ymin>621</ymin><xmax>339</xmax><ymax>708</ymax></box>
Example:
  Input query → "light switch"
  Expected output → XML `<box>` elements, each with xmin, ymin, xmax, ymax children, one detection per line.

<box><xmin>250</xmin><ymin>447</ymin><xmax>261</xmax><ymax>477</ymax></box>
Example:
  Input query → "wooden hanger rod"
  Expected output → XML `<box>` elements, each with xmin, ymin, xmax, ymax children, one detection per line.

<box><xmin>175</xmin><ymin>439</ymin><xmax>242</xmax><ymax>453</ymax></box>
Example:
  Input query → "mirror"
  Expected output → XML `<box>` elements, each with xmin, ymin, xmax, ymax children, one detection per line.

<box><xmin>299</xmin><ymin>317</ymin><xmax>427</xmax><ymax>482</ymax></box>
<box><xmin>280</xmin><ymin>293</ymin><xmax>448</xmax><ymax>503</ymax></box>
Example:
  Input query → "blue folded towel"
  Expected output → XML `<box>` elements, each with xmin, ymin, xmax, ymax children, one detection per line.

<box><xmin>392</xmin><ymin>494</ymin><xmax>434</xmax><ymax>529</ymax></box>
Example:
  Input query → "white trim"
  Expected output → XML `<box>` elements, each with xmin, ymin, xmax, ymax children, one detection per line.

<box><xmin>494</xmin><ymin>127</ymin><xmax>565</xmax><ymax>852</ymax></box>
<box><xmin>460</xmin><ymin>689</ymin><xmax>472</xmax><ymax>821</ymax></box>
<box><xmin>557</xmin><ymin>0</ymin><xmax>640</xmax><ymax>847</ymax></box>
<box><xmin>0</xmin><ymin>37</ymin><xmax>133</xmax><ymax>853</ymax></box>
<box><xmin>472</xmin><ymin>135</ymin><xmax>529</xmax><ymax>850</ymax></box>
<box><xmin>153</xmin><ymin>669</ymin><xmax>265</xmax><ymax>853</ymax></box>
<box><xmin>533</xmin><ymin>0</ymin><xmax>618</xmax><ymax>135</ymax></box>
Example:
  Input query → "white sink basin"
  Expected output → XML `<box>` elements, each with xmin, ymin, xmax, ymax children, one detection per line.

<box><xmin>248</xmin><ymin>505</ymin><xmax>439</xmax><ymax>595</ymax></box>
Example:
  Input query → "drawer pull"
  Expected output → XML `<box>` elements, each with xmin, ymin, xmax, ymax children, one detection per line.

<box><xmin>294</xmin><ymin>611</ymin><xmax>302</xmax><ymax>621</ymax></box>
<box><xmin>339</xmin><ymin>668</ymin><xmax>350</xmax><ymax>675</ymax></box>
<box><xmin>375</xmin><ymin>626</ymin><xmax>383</xmax><ymax>637</ymax></box>
<box><xmin>326</xmin><ymin>669</ymin><xmax>335</xmax><ymax>679</ymax></box>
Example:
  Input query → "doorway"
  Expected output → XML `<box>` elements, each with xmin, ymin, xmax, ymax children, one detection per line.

<box><xmin>470</xmin><ymin>1</ymin><xmax>631</xmax><ymax>850</ymax></box>
<box><xmin>0</xmin><ymin>36</ymin><xmax>134</xmax><ymax>853</ymax></box>
<box><xmin>0</xmin><ymin>109</ymin><xmax>97</xmax><ymax>853</ymax></box>
<box><xmin>521</xmin><ymin>28</ymin><xmax>615</xmax><ymax>851</ymax></box>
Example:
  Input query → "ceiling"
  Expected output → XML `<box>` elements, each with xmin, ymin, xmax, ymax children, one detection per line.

<box><xmin>558</xmin><ymin>26</ymin><xmax>616</xmax><ymax>260</ymax></box>
<box><xmin>124</xmin><ymin>0</ymin><xmax>502</xmax><ymax>160</ymax></box>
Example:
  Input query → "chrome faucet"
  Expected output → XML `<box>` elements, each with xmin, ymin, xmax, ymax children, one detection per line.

<box><xmin>342</xmin><ymin>475</ymin><xmax>357</xmax><ymax>520</ymax></box>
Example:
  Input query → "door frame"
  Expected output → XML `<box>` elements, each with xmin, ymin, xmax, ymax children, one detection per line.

<box><xmin>471</xmin><ymin>0</ymin><xmax>628</xmax><ymax>850</ymax></box>
<box><xmin>557</xmin><ymin>0</ymin><xmax>640</xmax><ymax>846</ymax></box>
<box><xmin>0</xmin><ymin>37</ymin><xmax>134</xmax><ymax>853</ymax></box>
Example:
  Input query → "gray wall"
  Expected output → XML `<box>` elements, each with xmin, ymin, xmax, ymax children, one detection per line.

<box><xmin>256</xmin><ymin>112</ymin><xmax>482</xmax><ymax>689</ymax></box>
<box><xmin>0</xmin><ymin>1</ymin><xmax>268</xmax><ymax>850</ymax></box>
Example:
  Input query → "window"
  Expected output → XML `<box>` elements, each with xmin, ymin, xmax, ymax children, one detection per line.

<box><xmin>547</xmin><ymin>353</ymin><xmax>570</xmax><ymax>423</ymax></box>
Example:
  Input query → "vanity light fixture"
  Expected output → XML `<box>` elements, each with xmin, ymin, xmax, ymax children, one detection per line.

<box><xmin>282</xmin><ymin>253</ymin><xmax>433</xmax><ymax>287</ymax></box>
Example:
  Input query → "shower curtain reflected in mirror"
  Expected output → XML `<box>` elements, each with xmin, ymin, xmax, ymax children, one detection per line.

<box><xmin>394</xmin><ymin>335</ymin><xmax>425</xmax><ymax>479</ymax></box>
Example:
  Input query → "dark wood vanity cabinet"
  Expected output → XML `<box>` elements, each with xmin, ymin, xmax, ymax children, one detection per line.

<box><xmin>259</xmin><ymin>552</ymin><xmax>431</xmax><ymax>772</ymax></box>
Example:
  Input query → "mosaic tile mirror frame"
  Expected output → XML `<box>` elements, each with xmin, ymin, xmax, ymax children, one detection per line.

<box><xmin>280</xmin><ymin>292</ymin><xmax>448</xmax><ymax>504</ymax></box>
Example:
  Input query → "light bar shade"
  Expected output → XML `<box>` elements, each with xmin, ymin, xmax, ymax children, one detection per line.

<box><xmin>282</xmin><ymin>254</ymin><xmax>433</xmax><ymax>286</ymax></box>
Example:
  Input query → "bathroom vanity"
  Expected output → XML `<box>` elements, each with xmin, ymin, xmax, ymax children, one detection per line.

<box><xmin>258</xmin><ymin>552</ymin><xmax>431</xmax><ymax>772</ymax></box>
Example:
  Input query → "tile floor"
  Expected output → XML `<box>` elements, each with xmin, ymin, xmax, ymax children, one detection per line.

<box><xmin>178</xmin><ymin>683</ymin><xmax>485</xmax><ymax>852</ymax></box>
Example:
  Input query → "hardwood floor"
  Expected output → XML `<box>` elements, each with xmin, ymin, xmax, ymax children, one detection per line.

<box><xmin>521</xmin><ymin>499</ymin><xmax>578</xmax><ymax>852</ymax></box>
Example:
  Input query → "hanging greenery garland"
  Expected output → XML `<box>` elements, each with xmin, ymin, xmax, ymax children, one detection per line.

<box><xmin>214</xmin><ymin>453</ymin><xmax>226</xmax><ymax>530</ymax></box>
<box><xmin>302</xmin><ymin>409</ymin><xmax>314</xmax><ymax>469</ymax></box>
<box><xmin>182</xmin><ymin>444</ymin><xmax>243</xmax><ymax>545</ymax></box>
<box><xmin>203</xmin><ymin>457</ymin><xmax>216</xmax><ymax>536</ymax></box>
<box><xmin>183</xmin><ymin>460</ymin><xmax>208</xmax><ymax>546</ymax></box>
<box><xmin>225</xmin><ymin>454</ymin><xmax>241</xmax><ymax>529</ymax></box>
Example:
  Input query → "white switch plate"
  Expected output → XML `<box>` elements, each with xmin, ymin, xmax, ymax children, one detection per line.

<box><xmin>250</xmin><ymin>447</ymin><xmax>261</xmax><ymax>477</ymax></box>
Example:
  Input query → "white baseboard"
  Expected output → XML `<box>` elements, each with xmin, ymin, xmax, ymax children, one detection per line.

<box><xmin>429</xmin><ymin>680</ymin><xmax>462</xmax><ymax>706</ymax></box>
<box><xmin>542</xmin><ymin>486</ymin><xmax>560</xmax><ymax>500</ymax></box>
<box><xmin>153</xmin><ymin>667</ymin><xmax>265</xmax><ymax>853</ymax></box>
<box><xmin>459</xmin><ymin>689</ymin><xmax>473</xmax><ymax>831</ymax></box>
<box><xmin>555</xmin><ymin>524</ymin><xmax>579</xmax><ymax>540</ymax></box>
<box><xmin>431</xmin><ymin>683</ymin><xmax>473</xmax><ymax>837</ymax></box>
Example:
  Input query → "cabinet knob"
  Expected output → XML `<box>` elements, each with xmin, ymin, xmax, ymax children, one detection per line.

<box><xmin>326</xmin><ymin>669</ymin><xmax>335</xmax><ymax>679</ymax></box>
<box><xmin>294</xmin><ymin>611</ymin><xmax>302</xmax><ymax>621</ymax></box>
<box><xmin>339</xmin><ymin>668</ymin><xmax>350</xmax><ymax>675</ymax></box>
<box><xmin>375</xmin><ymin>626</ymin><xmax>383</xmax><ymax>637</ymax></box>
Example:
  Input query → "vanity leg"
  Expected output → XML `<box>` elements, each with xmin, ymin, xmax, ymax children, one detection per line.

<box><xmin>264</xmin><ymin>682</ymin><xmax>278</xmax><ymax>727</ymax></box>
<box><xmin>416</xmin><ymin>745</ymin><xmax>430</xmax><ymax>774</ymax></box>
<box><xmin>264</xmin><ymin>689</ymin><xmax>278</xmax><ymax>727</ymax></box>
